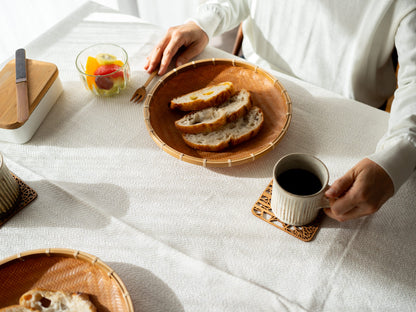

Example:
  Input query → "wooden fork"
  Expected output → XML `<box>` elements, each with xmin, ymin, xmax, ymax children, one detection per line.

<box><xmin>130</xmin><ymin>70</ymin><xmax>158</xmax><ymax>103</ymax></box>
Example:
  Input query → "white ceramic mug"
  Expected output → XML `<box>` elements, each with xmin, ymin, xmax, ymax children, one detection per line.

<box><xmin>0</xmin><ymin>152</ymin><xmax>20</xmax><ymax>217</ymax></box>
<box><xmin>271</xmin><ymin>153</ymin><xmax>330</xmax><ymax>226</ymax></box>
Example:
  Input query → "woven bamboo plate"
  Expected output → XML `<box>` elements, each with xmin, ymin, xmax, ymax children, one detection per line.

<box><xmin>144</xmin><ymin>58</ymin><xmax>292</xmax><ymax>167</ymax></box>
<box><xmin>0</xmin><ymin>248</ymin><xmax>133</xmax><ymax>311</ymax></box>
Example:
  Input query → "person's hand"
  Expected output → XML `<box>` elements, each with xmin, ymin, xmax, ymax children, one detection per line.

<box><xmin>144</xmin><ymin>21</ymin><xmax>209</xmax><ymax>76</ymax></box>
<box><xmin>324</xmin><ymin>158</ymin><xmax>394</xmax><ymax>222</ymax></box>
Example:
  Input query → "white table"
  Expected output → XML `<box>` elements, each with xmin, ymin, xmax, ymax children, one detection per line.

<box><xmin>1</xmin><ymin>2</ymin><xmax>415</xmax><ymax>311</ymax></box>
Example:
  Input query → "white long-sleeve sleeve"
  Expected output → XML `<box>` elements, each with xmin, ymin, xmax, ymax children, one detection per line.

<box><xmin>367</xmin><ymin>9</ymin><xmax>416</xmax><ymax>192</ymax></box>
<box><xmin>191</xmin><ymin>0</ymin><xmax>249</xmax><ymax>39</ymax></box>
<box><xmin>192</xmin><ymin>0</ymin><xmax>416</xmax><ymax>192</ymax></box>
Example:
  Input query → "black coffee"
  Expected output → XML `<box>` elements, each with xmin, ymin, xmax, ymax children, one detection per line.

<box><xmin>276</xmin><ymin>168</ymin><xmax>322</xmax><ymax>196</ymax></box>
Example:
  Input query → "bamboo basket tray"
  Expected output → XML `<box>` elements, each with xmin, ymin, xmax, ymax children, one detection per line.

<box><xmin>0</xmin><ymin>248</ymin><xmax>133</xmax><ymax>311</ymax></box>
<box><xmin>144</xmin><ymin>58</ymin><xmax>292</xmax><ymax>167</ymax></box>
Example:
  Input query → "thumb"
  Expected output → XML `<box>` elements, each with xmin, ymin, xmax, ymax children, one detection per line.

<box><xmin>325</xmin><ymin>171</ymin><xmax>354</xmax><ymax>198</ymax></box>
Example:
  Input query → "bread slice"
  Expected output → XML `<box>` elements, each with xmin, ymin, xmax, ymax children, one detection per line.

<box><xmin>19</xmin><ymin>289</ymin><xmax>96</xmax><ymax>312</ymax></box>
<box><xmin>182</xmin><ymin>105</ymin><xmax>264</xmax><ymax>151</ymax></box>
<box><xmin>170</xmin><ymin>81</ymin><xmax>234</xmax><ymax>111</ymax></box>
<box><xmin>175</xmin><ymin>89</ymin><xmax>252</xmax><ymax>134</ymax></box>
<box><xmin>0</xmin><ymin>306</ymin><xmax>35</xmax><ymax>312</ymax></box>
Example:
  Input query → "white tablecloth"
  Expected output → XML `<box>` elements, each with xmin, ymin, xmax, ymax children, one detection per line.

<box><xmin>1</xmin><ymin>2</ymin><xmax>415</xmax><ymax>311</ymax></box>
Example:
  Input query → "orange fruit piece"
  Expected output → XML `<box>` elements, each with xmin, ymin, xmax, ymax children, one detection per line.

<box><xmin>85</xmin><ymin>56</ymin><xmax>100</xmax><ymax>90</ymax></box>
<box><xmin>114</xmin><ymin>60</ymin><xmax>124</xmax><ymax>67</ymax></box>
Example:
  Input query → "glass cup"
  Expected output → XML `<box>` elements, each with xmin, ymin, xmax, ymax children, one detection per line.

<box><xmin>75</xmin><ymin>43</ymin><xmax>130</xmax><ymax>96</ymax></box>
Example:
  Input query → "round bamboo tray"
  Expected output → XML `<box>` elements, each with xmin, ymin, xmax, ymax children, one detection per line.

<box><xmin>0</xmin><ymin>248</ymin><xmax>133</xmax><ymax>311</ymax></box>
<box><xmin>144</xmin><ymin>58</ymin><xmax>292</xmax><ymax>167</ymax></box>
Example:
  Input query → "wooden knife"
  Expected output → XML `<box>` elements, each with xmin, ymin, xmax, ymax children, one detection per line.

<box><xmin>15</xmin><ymin>48</ymin><xmax>29</xmax><ymax>123</ymax></box>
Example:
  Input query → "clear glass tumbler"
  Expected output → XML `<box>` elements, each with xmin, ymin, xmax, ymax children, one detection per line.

<box><xmin>76</xmin><ymin>43</ymin><xmax>130</xmax><ymax>96</ymax></box>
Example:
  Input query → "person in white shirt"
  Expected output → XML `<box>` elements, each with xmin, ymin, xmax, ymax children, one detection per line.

<box><xmin>145</xmin><ymin>0</ymin><xmax>416</xmax><ymax>222</ymax></box>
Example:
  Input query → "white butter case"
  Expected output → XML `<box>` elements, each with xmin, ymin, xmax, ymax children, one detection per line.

<box><xmin>0</xmin><ymin>59</ymin><xmax>63</xmax><ymax>144</ymax></box>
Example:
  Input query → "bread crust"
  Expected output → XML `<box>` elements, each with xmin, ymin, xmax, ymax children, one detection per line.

<box><xmin>19</xmin><ymin>289</ymin><xmax>96</xmax><ymax>312</ymax></box>
<box><xmin>176</xmin><ymin>112</ymin><xmax>227</xmax><ymax>134</ymax></box>
<box><xmin>170</xmin><ymin>82</ymin><xmax>234</xmax><ymax>111</ymax></box>
<box><xmin>175</xmin><ymin>89</ymin><xmax>252</xmax><ymax>134</ymax></box>
<box><xmin>182</xmin><ymin>106</ymin><xmax>264</xmax><ymax>152</ymax></box>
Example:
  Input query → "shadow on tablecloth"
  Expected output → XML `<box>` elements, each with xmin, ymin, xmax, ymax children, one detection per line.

<box><xmin>108</xmin><ymin>262</ymin><xmax>185</xmax><ymax>312</ymax></box>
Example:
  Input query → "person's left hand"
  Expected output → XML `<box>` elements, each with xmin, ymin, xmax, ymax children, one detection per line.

<box><xmin>324</xmin><ymin>158</ymin><xmax>394</xmax><ymax>222</ymax></box>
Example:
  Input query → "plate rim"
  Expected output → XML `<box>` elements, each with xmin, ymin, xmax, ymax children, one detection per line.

<box><xmin>0</xmin><ymin>248</ymin><xmax>134</xmax><ymax>312</ymax></box>
<box><xmin>144</xmin><ymin>58</ymin><xmax>292</xmax><ymax>167</ymax></box>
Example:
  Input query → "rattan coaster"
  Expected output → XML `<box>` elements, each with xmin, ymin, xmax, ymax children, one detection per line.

<box><xmin>252</xmin><ymin>180</ymin><xmax>323</xmax><ymax>242</ymax></box>
<box><xmin>0</xmin><ymin>174</ymin><xmax>37</xmax><ymax>226</ymax></box>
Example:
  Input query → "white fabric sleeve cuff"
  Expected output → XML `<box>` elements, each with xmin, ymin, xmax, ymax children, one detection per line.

<box><xmin>186</xmin><ymin>11</ymin><xmax>223</xmax><ymax>40</ymax></box>
<box><xmin>183</xmin><ymin>18</ymin><xmax>211</xmax><ymax>44</ymax></box>
<box><xmin>367</xmin><ymin>137</ymin><xmax>416</xmax><ymax>193</ymax></box>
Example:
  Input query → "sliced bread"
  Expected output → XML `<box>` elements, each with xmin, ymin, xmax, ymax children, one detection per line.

<box><xmin>175</xmin><ymin>89</ymin><xmax>252</xmax><ymax>134</ymax></box>
<box><xmin>19</xmin><ymin>289</ymin><xmax>96</xmax><ymax>312</ymax></box>
<box><xmin>182</xmin><ymin>105</ymin><xmax>264</xmax><ymax>152</ymax></box>
<box><xmin>170</xmin><ymin>81</ymin><xmax>234</xmax><ymax>111</ymax></box>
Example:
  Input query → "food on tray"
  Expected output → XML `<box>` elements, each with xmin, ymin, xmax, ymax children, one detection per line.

<box><xmin>170</xmin><ymin>81</ymin><xmax>234</xmax><ymax>111</ymax></box>
<box><xmin>175</xmin><ymin>89</ymin><xmax>252</xmax><ymax>134</ymax></box>
<box><xmin>0</xmin><ymin>289</ymin><xmax>97</xmax><ymax>312</ymax></box>
<box><xmin>0</xmin><ymin>306</ymin><xmax>34</xmax><ymax>312</ymax></box>
<box><xmin>172</xmin><ymin>82</ymin><xmax>264</xmax><ymax>152</ymax></box>
<box><xmin>182</xmin><ymin>105</ymin><xmax>264</xmax><ymax>152</ymax></box>
<box><xmin>85</xmin><ymin>53</ymin><xmax>127</xmax><ymax>94</ymax></box>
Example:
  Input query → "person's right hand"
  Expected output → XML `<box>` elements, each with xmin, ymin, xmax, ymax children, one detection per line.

<box><xmin>144</xmin><ymin>21</ymin><xmax>209</xmax><ymax>76</ymax></box>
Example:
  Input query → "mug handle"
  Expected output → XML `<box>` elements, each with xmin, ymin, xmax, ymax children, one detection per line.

<box><xmin>319</xmin><ymin>185</ymin><xmax>331</xmax><ymax>209</ymax></box>
<box><xmin>320</xmin><ymin>196</ymin><xmax>331</xmax><ymax>209</ymax></box>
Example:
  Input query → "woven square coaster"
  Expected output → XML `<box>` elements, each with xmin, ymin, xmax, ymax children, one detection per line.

<box><xmin>0</xmin><ymin>174</ymin><xmax>38</xmax><ymax>227</ymax></box>
<box><xmin>252</xmin><ymin>180</ymin><xmax>323</xmax><ymax>242</ymax></box>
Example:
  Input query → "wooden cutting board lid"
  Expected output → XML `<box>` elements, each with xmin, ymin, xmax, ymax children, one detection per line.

<box><xmin>0</xmin><ymin>59</ymin><xmax>59</xmax><ymax>129</ymax></box>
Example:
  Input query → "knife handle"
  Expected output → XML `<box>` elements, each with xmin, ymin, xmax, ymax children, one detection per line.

<box><xmin>16</xmin><ymin>81</ymin><xmax>29</xmax><ymax>123</ymax></box>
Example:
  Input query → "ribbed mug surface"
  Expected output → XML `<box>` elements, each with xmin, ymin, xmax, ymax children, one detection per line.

<box><xmin>271</xmin><ymin>153</ymin><xmax>329</xmax><ymax>226</ymax></box>
<box><xmin>0</xmin><ymin>153</ymin><xmax>20</xmax><ymax>216</ymax></box>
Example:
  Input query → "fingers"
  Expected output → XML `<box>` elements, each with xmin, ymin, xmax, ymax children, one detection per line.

<box><xmin>144</xmin><ymin>21</ymin><xmax>209</xmax><ymax>75</ymax></box>
<box><xmin>160</xmin><ymin>34</ymin><xmax>186</xmax><ymax>74</ymax></box>
<box><xmin>325</xmin><ymin>170</ymin><xmax>354</xmax><ymax>199</ymax></box>
<box><xmin>144</xmin><ymin>31</ymin><xmax>182</xmax><ymax>75</ymax></box>
<box><xmin>324</xmin><ymin>204</ymin><xmax>373</xmax><ymax>222</ymax></box>
<box><xmin>323</xmin><ymin>158</ymin><xmax>394</xmax><ymax>222</ymax></box>
<box><xmin>324</xmin><ymin>169</ymin><xmax>356</xmax><ymax>219</ymax></box>
<box><xmin>324</xmin><ymin>186</ymin><xmax>358</xmax><ymax>222</ymax></box>
<box><xmin>175</xmin><ymin>41</ymin><xmax>207</xmax><ymax>67</ymax></box>
<box><xmin>145</xmin><ymin>41</ymin><xmax>168</xmax><ymax>74</ymax></box>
